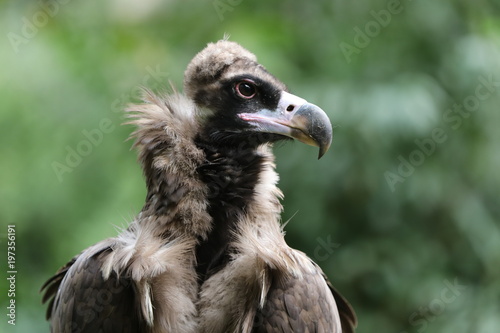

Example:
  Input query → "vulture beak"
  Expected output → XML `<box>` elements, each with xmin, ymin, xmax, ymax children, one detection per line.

<box><xmin>239</xmin><ymin>91</ymin><xmax>333</xmax><ymax>158</ymax></box>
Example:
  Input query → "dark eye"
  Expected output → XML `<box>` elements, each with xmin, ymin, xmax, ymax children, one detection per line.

<box><xmin>235</xmin><ymin>81</ymin><xmax>256</xmax><ymax>99</ymax></box>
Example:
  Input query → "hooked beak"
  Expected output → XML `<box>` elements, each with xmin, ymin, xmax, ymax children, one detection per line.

<box><xmin>238</xmin><ymin>91</ymin><xmax>333</xmax><ymax>159</ymax></box>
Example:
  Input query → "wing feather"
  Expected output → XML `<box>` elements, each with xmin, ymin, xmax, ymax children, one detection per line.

<box><xmin>251</xmin><ymin>256</ymin><xmax>357</xmax><ymax>333</ymax></box>
<box><xmin>322</xmin><ymin>272</ymin><xmax>358</xmax><ymax>333</ymax></box>
<box><xmin>41</xmin><ymin>246</ymin><xmax>148</xmax><ymax>333</ymax></box>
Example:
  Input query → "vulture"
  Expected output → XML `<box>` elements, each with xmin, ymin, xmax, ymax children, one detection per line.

<box><xmin>42</xmin><ymin>39</ymin><xmax>357</xmax><ymax>333</ymax></box>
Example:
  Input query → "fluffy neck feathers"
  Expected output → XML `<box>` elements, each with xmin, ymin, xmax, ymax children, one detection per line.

<box><xmin>126</xmin><ymin>90</ymin><xmax>283</xmax><ymax>246</ymax></box>
<box><xmin>126</xmin><ymin>90</ymin><xmax>212</xmax><ymax>239</ymax></box>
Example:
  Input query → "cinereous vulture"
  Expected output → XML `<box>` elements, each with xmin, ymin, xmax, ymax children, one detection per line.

<box><xmin>42</xmin><ymin>39</ymin><xmax>357</xmax><ymax>333</ymax></box>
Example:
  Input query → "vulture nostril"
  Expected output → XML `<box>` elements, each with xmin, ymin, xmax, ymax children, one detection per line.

<box><xmin>286</xmin><ymin>105</ymin><xmax>295</xmax><ymax>112</ymax></box>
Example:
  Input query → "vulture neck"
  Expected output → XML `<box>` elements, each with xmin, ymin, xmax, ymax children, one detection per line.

<box><xmin>194</xmin><ymin>139</ymin><xmax>283</xmax><ymax>282</ymax></box>
<box><xmin>128</xmin><ymin>92</ymin><xmax>282</xmax><ymax>282</ymax></box>
<box><xmin>129</xmin><ymin>91</ymin><xmax>214</xmax><ymax>240</ymax></box>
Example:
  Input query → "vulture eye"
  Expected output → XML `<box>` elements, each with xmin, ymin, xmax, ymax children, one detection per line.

<box><xmin>235</xmin><ymin>81</ymin><xmax>256</xmax><ymax>99</ymax></box>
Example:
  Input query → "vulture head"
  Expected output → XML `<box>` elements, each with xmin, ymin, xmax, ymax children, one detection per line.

<box><xmin>184</xmin><ymin>40</ymin><xmax>333</xmax><ymax>158</ymax></box>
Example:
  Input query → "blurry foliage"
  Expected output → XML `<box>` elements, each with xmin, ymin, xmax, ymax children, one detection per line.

<box><xmin>1</xmin><ymin>0</ymin><xmax>500</xmax><ymax>332</ymax></box>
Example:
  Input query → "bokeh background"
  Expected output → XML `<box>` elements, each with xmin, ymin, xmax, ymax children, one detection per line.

<box><xmin>1</xmin><ymin>0</ymin><xmax>500</xmax><ymax>332</ymax></box>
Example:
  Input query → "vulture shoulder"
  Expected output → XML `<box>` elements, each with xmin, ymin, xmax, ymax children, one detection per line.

<box><xmin>196</xmin><ymin>164</ymin><xmax>357</xmax><ymax>333</ymax></box>
<box><xmin>41</xmin><ymin>241</ymin><xmax>148</xmax><ymax>333</ymax></box>
<box><xmin>197</xmin><ymin>242</ymin><xmax>356</xmax><ymax>333</ymax></box>
<box><xmin>252</xmin><ymin>252</ymin><xmax>357</xmax><ymax>333</ymax></box>
<box><xmin>42</xmin><ymin>225</ymin><xmax>201</xmax><ymax>333</ymax></box>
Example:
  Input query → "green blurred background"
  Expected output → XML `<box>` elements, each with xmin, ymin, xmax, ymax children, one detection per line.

<box><xmin>1</xmin><ymin>0</ymin><xmax>500</xmax><ymax>332</ymax></box>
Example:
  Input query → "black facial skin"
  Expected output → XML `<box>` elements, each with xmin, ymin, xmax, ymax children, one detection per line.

<box><xmin>195</xmin><ymin>74</ymin><xmax>291</xmax><ymax>149</ymax></box>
